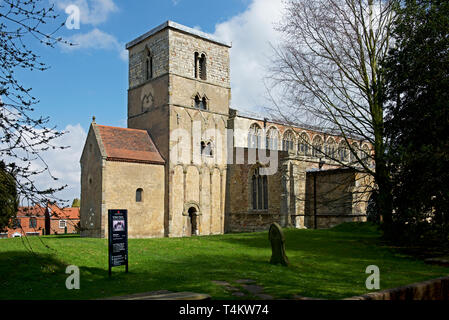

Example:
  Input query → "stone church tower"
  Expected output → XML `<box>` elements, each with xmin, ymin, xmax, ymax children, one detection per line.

<box><xmin>126</xmin><ymin>21</ymin><xmax>231</xmax><ymax>237</ymax></box>
<box><xmin>80</xmin><ymin>20</ymin><xmax>373</xmax><ymax>239</ymax></box>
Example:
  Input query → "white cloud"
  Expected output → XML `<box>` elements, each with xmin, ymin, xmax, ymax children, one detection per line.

<box><xmin>52</xmin><ymin>0</ymin><xmax>125</xmax><ymax>61</ymax></box>
<box><xmin>213</xmin><ymin>0</ymin><xmax>284</xmax><ymax>114</ymax></box>
<box><xmin>38</xmin><ymin>0</ymin><xmax>282</xmax><ymax>203</ymax></box>
<box><xmin>52</xmin><ymin>0</ymin><xmax>118</xmax><ymax>26</ymax></box>
<box><xmin>62</xmin><ymin>28</ymin><xmax>127</xmax><ymax>61</ymax></box>
<box><xmin>30</xmin><ymin>124</ymin><xmax>87</xmax><ymax>204</ymax></box>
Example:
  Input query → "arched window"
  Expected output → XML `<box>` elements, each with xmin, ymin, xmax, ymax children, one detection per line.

<box><xmin>194</xmin><ymin>52</ymin><xmax>199</xmax><ymax>78</ymax></box>
<box><xmin>266</xmin><ymin>127</ymin><xmax>279</xmax><ymax>150</ymax></box>
<box><xmin>145</xmin><ymin>48</ymin><xmax>153</xmax><ymax>80</ymax></box>
<box><xmin>194</xmin><ymin>95</ymin><xmax>201</xmax><ymax>108</ymax></box>
<box><xmin>194</xmin><ymin>94</ymin><xmax>207</xmax><ymax>110</ymax></box>
<box><xmin>200</xmin><ymin>141</ymin><xmax>206</xmax><ymax>155</ymax></box>
<box><xmin>312</xmin><ymin>135</ymin><xmax>323</xmax><ymax>157</ymax></box>
<box><xmin>194</xmin><ymin>52</ymin><xmax>207</xmax><ymax>80</ymax></box>
<box><xmin>283</xmin><ymin>130</ymin><xmax>295</xmax><ymax>152</ymax></box>
<box><xmin>361</xmin><ymin>144</ymin><xmax>371</xmax><ymax>166</ymax></box>
<box><xmin>252</xmin><ymin>167</ymin><xmax>268</xmax><ymax>210</ymax></box>
<box><xmin>201</xmin><ymin>141</ymin><xmax>213</xmax><ymax>157</ymax></box>
<box><xmin>206</xmin><ymin>142</ymin><xmax>213</xmax><ymax>157</ymax></box>
<box><xmin>298</xmin><ymin>132</ymin><xmax>310</xmax><ymax>156</ymax></box>
<box><xmin>325</xmin><ymin>137</ymin><xmax>337</xmax><ymax>159</ymax></box>
<box><xmin>350</xmin><ymin>142</ymin><xmax>359</xmax><ymax>163</ymax></box>
<box><xmin>136</xmin><ymin>188</ymin><xmax>143</xmax><ymax>202</ymax></box>
<box><xmin>248</xmin><ymin>123</ymin><xmax>261</xmax><ymax>149</ymax></box>
<box><xmin>199</xmin><ymin>53</ymin><xmax>206</xmax><ymax>80</ymax></box>
<box><xmin>338</xmin><ymin>140</ymin><xmax>349</xmax><ymax>162</ymax></box>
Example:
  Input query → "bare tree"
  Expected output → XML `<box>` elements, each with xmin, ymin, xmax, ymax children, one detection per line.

<box><xmin>268</xmin><ymin>0</ymin><xmax>395</xmax><ymax>228</ymax></box>
<box><xmin>0</xmin><ymin>0</ymin><xmax>71</xmax><ymax>216</ymax></box>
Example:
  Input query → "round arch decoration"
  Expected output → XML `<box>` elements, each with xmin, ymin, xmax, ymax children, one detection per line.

<box><xmin>182</xmin><ymin>201</ymin><xmax>202</xmax><ymax>216</ymax></box>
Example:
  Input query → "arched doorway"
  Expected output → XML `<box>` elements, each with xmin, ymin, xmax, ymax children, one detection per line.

<box><xmin>183</xmin><ymin>201</ymin><xmax>201</xmax><ymax>237</ymax></box>
<box><xmin>188</xmin><ymin>207</ymin><xmax>198</xmax><ymax>236</ymax></box>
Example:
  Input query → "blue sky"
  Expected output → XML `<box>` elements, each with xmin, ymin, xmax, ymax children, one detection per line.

<box><xmin>26</xmin><ymin>0</ymin><xmax>253</xmax><ymax>128</ymax></box>
<box><xmin>17</xmin><ymin>0</ymin><xmax>284</xmax><ymax>203</ymax></box>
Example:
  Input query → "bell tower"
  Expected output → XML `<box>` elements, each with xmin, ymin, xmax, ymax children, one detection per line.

<box><xmin>125</xmin><ymin>21</ymin><xmax>231</xmax><ymax>237</ymax></box>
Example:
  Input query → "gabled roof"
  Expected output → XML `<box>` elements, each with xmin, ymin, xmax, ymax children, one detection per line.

<box><xmin>17</xmin><ymin>204</ymin><xmax>80</xmax><ymax>219</ymax></box>
<box><xmin>17</xmin><ymin>205</ymin><xmax>46</xmax><ymax>218</ymax></box>
<box><xmin>47</xmin><ymin>205</ymin><xmax>80</xmax><ymax>220</ymax></box>
<box><xmin>96</xmin><ymin>124</ymin><xmax>165</xmax><ymax>165</ymax></box>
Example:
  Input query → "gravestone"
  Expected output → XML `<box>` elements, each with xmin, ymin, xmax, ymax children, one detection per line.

<box><xmin>268</xmin><ymin>223</ymin><xmax>289</xmax><ymax>266</ymax></box>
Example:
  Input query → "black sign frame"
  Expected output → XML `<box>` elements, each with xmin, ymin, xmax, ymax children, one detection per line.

<box><xmin>108</xmin><ymin>209</ymin><xmax>128</xmax><ymax>276</ymax></box>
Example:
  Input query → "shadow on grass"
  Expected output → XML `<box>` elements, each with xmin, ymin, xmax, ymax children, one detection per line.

<box><xmin>0</xmin><ymin>248</ymin><xmax>335</xmax><ymax>300</ymax></box>
<box><xmin>216</xmin><ymin>223</ymin><xmax>384</xmax><ymax>259</ymax></box>
<box><xmin>41</xmin><ymin>234</ymin><xmax>80</xmax><ymax>239</ymax></box>
<box><xmin>1</xmin><ymin>223</ymin><xmax>448</xmax><ymax>300</ymax></box>
<box><xmin>0</xmin><ymin>251</ymin><xmax>69</xmax><ymax>299</ymax></box>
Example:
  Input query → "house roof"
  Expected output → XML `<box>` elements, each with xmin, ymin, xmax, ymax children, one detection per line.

<box><xmin>96</xmin><ymin>125</ymin><xmax>165</xmax><ymax>165</ymax></box>
<box><xmin>17</xmin><ymin>205</ymin><xmax>46</xmax><ymax>218</ymax></box>
<box><xmin>16</xmin><ymin>204</ymin><xmax>80</xmax><ymax>220</ymax></box>
<box><xmin>47</xmin><ymin>205</ymin><xmax>80</xmax><ymax>220</ymax></box>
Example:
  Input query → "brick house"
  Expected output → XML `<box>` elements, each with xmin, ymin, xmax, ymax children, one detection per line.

<box><xmin>47</xmin><ymin>204</ymin><xmax>80</xmax><ymax>235</ymax></box>
<box><xmin>0</xmin><ymin>204</ymin><xmax>80</xmax><ymax>239</ymax></box>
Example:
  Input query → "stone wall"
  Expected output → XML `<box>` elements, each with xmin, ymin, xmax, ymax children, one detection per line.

<box><xmin>128</xmin><ymin>29</ymin><xmax>169</xmax><ymax>89</ymax></box>
<box><xmin>168</xmin><ymin>104</ymin><xmax>228</xmax><ymax>237</ymax></box>
<box><xmin>225</xmin><ymin>148</ymin><xmax>284</xmax><ymax>232</ymax></box>
<box><xmin>165</xmin><ymin>35</ymin><xmax>230</xmax><ymax>237</ymax></box>
<box><xmin>168</xmin><ymin>164</ymin><xmax>225</xmax><ymax>237</ymax></box>
<box><xmin>127</xmin><ymin>76</ymin><xmax>170</xmax><ymax>159</ymax></box>
<box><xmin>225</xmin><ymin>147</ymin><xmax>371</xmax><ymax>232</ymax></box>
<box><xmin>345</xmin><ymin>276</ymin><xmax>449</xmax><ymax>300</ymax></box>
<box><xmin>227</xmin><ymin>212</ymin><xmax>283</xmax><ymax>233</ymax></box>
<box><xmin>305</xmin><ymin>168</ymin><xmax>368</xmax><ymax>229</ymax></box>
<box><xmin>126</xmin><ymin>23</ymin><xmax>231</xmax><ymax>238</ymax></box>
<box><xmin>102</xmin><ymin>160</ymin><xmax>165</xmax><ymax>238</ymax></box>
<box><xmin>81</xmin><ymin>21</ymin><xmax>375</xmax><ymax>239</ymax></box>
<box><xmin>168</xmin><ymin>29</ymin><xmax>230</xmax><ymax>88</ymax></box>
<box><xmin>80</xmin><ymin>124</ymin><xmax>105</xmax><ymax>238</ymax></box>
<box><xmin>169</xmin><ymin>75</ymin><xmax>230</xmax><ymax>115</ymax></box>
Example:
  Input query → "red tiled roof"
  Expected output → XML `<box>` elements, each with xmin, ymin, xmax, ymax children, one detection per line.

<box><xmin>96</xmin><ymin>125</ymin><xmax>165</xmax><ymax>164</ymax></box>
<box><xmin>17</xmin><ymin>204</ymin><xmax>80</xmax><ymax>220</ymax></box>
<box><xmin>48</xmin><ymin>205</ymin><xmax>80</xmax><ymax>220</ymax></box>
<box><xmin>17</xmin><ymin>205</ymin><xmax>46</xmax><ymax>217</ymax></box>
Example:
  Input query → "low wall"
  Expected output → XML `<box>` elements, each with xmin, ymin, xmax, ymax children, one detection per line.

<box><xmin>345</xmin><ymin>276</ymin><xmax>449</xmax><ymax>300</ymax></box>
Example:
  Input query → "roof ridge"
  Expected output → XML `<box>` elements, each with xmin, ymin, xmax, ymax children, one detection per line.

<box><xmin>96</xmin><ymin>124</ymin><xmax>149</xmax><ymax>132</ymax></box>
<box><xmin>96</xmin><ymin>124</ymin><xmax>165</xmax><ymax>164</ymax></box>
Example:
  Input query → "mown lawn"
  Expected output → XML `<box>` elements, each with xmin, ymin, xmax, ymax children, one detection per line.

<box><xmin>0</xmin><ymin>222</ymin><xmax>448</xmax><ymax>300</ymax></box>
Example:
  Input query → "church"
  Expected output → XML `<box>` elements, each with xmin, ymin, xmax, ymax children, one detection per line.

<box><xmin>80</xmin><ymin>21</ymin><xmax>373</xmax><ymax>238</ymax></box>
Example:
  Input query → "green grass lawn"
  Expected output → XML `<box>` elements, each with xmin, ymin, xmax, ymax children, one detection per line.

<box><xmin>0</xmin><ymin>222</ymin><xmax>448</xmax><ymax>300</ymax></box>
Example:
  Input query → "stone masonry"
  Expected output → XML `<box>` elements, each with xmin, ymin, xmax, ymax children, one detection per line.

<box><xmin>79</xmin><ymin>20</ymin><xmax>373</xmax><ymax>238</ymax></box>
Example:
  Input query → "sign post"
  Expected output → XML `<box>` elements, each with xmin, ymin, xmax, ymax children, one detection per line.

<box><xmin>108</xmin><ymin>209</ymin><xmax>128</xmax><ymax>276</ymax></box>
